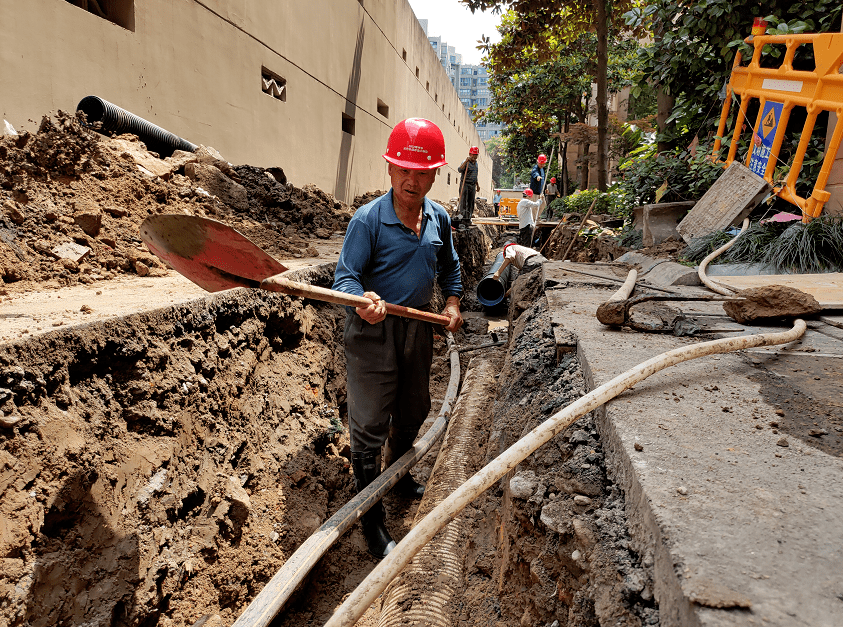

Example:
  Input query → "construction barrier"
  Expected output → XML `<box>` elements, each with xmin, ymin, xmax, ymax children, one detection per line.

<box><xmin>712</xmin><ymin>26</ymin><xmax>843</xmax><ymax>221</ymax></box>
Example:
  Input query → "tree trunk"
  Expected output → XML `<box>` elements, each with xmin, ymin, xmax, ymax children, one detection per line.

<box><xmin>561</xmin><ymin>114</ymin><xmax>569</xmax><ymax>196</ymax></box>
<box><xmin>580</xmin><ymin>143</ymin><xmax>590</xmax><ymax>190</ymax></box>
<box><xmin>657</xmin><ymin>86</ymin><xmax>676</xmax><ymax>153</ymax></box>
<box><xmin>595</xmin><ymin>0</ymin><xmax>609</xmax><ymax>191</ymax></box>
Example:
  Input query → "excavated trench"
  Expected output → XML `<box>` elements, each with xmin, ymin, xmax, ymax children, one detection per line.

<box><xmin>0</xmin><ymin>234</ymin><xmax>659</xmax><ymax>627</ymax></box>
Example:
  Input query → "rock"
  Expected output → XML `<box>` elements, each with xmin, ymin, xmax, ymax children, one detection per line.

<box><xmin>103</xmin><ymin>136</ymin><xmax>176</xmax><ymax>177</ymax></box>
<box><xmin>540</xmin><ymin>499</ymin><xmax>573</xmax><ymax>534</ymax></box>
<box><xmin>573</xmin><ymin>495</ymin><xmax>592</xmax><ymax>506</ymax></box>
<box><xmin>314</xmin><ymin>228</ymin><xmax>331</xmax><ymax>239</ymax></box>
<box><xmin>51</xmin><ymin>241</ymin><xmax>90</xmax><ymax>263</ymax></box>
<box><xmin>2</xmin><ymin>119</ymin><xmax>17</xmax><ymax>136</ymax></box>
<box><xmin>569</xmin><ymin>429</ymin><xmax>590</xmax><ymax>445</ymax></box>
<box><xmin>2</xmin><ymin>200</ymin><xmax>24</xmax><ymax>225</ymax></box>
<box><xmin>184</xmin><ymin>162</ymin><xmax>249</xmax><ymax>211</ymax></box>
<box><xmin>723</xmin><ymin>285</ymin><xmax>822</xmax><ymax>323</ymax></box>
<box><xmin>634</xmin><ymin>442</ymin><xmax>644</xmax><ymax>451</ymax></box>
<box><xmin>572</xmin><ymin>517</ymin><xmax>597</xmax><ymax>548</ymax></box>
<box><xmin>226</xmin><ymin>476</ymin><xmax>251</xmax><ymax>514</ymax></box>
<box><xmin>677</xmin><ymin>486</ymin><xmax>688</xmax><ymax>495</ymax></box>
<box><xmin>58</xmin><ymin>258</ymin><xmax>79</xmax><ymax>272</ymax></box>
<box><xmin>103</xmin><ymin>205</ymin><xmax>128</xmax><ymax>217</ymax></box>
<box><xmin>776</xmin><ymin>437</ymin><xmax>789</xmax><ymax>447</ymax></box>
<box><xmin>509</xmin><ymin>470</ymin><xmax>538</xmax><ymax>499</ymax></box>
<box><xmin>134</xmin><ymin>261</ymin><xmax>150</xmax><ymax>276</ymax></box>
<box><xmin>73</xmin><ymin>205</ymin><xmax>103</xmax><ymax>237</ymax></box>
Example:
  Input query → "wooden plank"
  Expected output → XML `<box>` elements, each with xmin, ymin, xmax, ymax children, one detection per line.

<box><xmin>714</xmin><ymin>273</ymin><xmax>843</xmax><ymax>308</ymax></box>
<box><xmin>676</xmin><ymin>161</ymin><xmax>772</xmax><ymax>243</ymax></box>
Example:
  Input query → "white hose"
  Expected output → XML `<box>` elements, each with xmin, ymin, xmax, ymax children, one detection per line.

<box><xmin>698</xmin><ymin>218</ymin><xmax>749</xmax><ymax>295</ymax></box>
<box><xmin>324</xmin><ymin>319</ymin><xmax>806</xmax><ymax>627</ymax></box>
<box><xmin>608</xmin><ymin>268</ymin><xmax>637</xmax><ymax>302</ymax></box>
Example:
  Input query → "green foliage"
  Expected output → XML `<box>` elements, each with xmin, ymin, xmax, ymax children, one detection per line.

<box><xmin>680</xmin><ymin>217</ymin><xmax>843</xmax><ymax>273</ymax></box>
<box><xmin>626</xmin><ymin>0</ymin><xmax>843</xmax><ymax>148</ymax></box>
<box><xmin>559</xmin><ymin>187</ymin><xmax>628</xmax><ymax>216</ymax></box>
<box><xmin>615</xmin><ymin>227</ymin><xmax>644</xmax><ymax>249</ymax></box>
<box><xmin>616</xmin><ymin>142</ymin><xmax>723</xmax><ymax>215</ymax></box>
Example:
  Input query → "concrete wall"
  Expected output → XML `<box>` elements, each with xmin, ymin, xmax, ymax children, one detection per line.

<box><xmin>0</xmin><ymin>0</ymin><xmax>492</xmax><ymax>204</ymax></box>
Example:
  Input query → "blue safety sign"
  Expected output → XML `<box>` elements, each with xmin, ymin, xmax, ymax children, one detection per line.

<box><xmin>748</xmin><ymin>101</ymin><xmax>784</xmax><ymax>177</ymax></box>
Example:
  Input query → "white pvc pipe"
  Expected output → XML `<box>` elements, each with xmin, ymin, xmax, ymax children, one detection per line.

<box><xmin>324</xmin><ymin>319</ymin><xmax>807</xmax><ymax>627</ymax></box>
<box><xmin>698</xmin><ymin>218</ymin><xmax>749</xmax><ymax>295</ymax></box>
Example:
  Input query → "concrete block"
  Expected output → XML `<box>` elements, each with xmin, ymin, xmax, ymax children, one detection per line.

<box><xmin>615</xmin><ymin>252</ymin><xmax>701</xmax><ymax>286</ymax></box>
<box><xmin>51</xmin><ymin>241</ymin><xmax>91</xmax><ymax>263</ymax></box>
<box><xmin>633</xmin><ymin>201</ymin><xmax>695</xmax><ymax>247</ymax></box>
<box><xmin>677</xmin><ymin>161</ymin><xmax>771</xmax><ymax>242</ymax></box>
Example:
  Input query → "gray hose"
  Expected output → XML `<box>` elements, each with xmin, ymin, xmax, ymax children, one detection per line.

<box><xmin>476</xmin><ymin>252</ymin><xmax>514</xmax><ymax>307</ymax></box>
<box><xmin>76</xmin><ymin>96</ymin><xmax>197</xmax><ymax>156</ymax></box>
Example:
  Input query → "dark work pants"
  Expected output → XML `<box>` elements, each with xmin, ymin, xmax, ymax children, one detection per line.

<box><xmin>344</xmin><ymin>312</ymin><xmax>434</xmax><ymax>454</ymax></box>
<box><xmin>460</xmin><ymin>185</ymin><xmax>477</xmax><ymax>221</ymax></box>
<box><xmin>519</xmin><ymin>224</ymin><xmax>534</xmax><ymax>248</ymax></box>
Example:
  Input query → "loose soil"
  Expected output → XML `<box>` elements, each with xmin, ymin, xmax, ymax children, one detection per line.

<box><xmin>0</xmin><ymin>112</ymin><xmax>658</xmax><ymax>627</ymax></box>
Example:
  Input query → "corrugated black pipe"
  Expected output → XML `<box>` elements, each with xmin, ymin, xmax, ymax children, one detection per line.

<box><xmin>76</xmin><ymin>96</ymin><xmax>197</xmax><ymax>157</ymax></box>
<box><xmin>476</xmin><ymin>252</ymin><xmax>514</xmax><ymax>307</ymax></box>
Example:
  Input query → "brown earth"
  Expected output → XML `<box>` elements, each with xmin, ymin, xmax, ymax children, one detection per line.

<box><xmin>0</xmin><ymin>111</ymin><xmax>656</xmax><ymax>627</ymax></box>
<box><xmin>0</xmin><ymin>112</ymin><xmax>354</xmax><ymax>295</ymax></box>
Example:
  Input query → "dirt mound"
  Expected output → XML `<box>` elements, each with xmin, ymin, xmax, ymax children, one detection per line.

<box><xmin>352</xmin><ymin>190</ymin><xmax>387</xmax><ymax>208</ymax></box>
<box><xmin>0</xmin><ymin>112</ymin><xmax>354</xmax><ymax>293</ymax></box>
<box><xmin>542</xmin><ymin>227</ymin><xmax>628</xmax><ymax>263</ymax></box>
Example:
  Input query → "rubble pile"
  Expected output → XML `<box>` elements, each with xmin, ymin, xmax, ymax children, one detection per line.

<box><xmin>0</xmin><ymin>112</ymin><xmax>353</xmax><ymax>292</ymax></box>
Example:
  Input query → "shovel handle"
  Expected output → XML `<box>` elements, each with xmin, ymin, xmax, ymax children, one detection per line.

<box><xmin>261</xmin><ymin>275</ymin><xmax>452</xmax><ymax>326</ymax></box>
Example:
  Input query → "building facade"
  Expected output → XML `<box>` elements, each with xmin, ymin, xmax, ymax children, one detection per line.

<box><xmin>1</xmin><ymin>0</ymin><xmax>492</xmax><ymax>203</ymax></box>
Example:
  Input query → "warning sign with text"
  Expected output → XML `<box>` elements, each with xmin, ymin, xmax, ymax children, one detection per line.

<box><xmin>748</xmin><ymin>101</ymin><xmax>784</xmax><ymax>177</ymax></box>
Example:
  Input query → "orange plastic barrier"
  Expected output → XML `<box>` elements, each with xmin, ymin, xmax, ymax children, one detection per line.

<box><xmin>712</xmin><ymin>30</ymin><xmax>843</xmax><ymax>221</ymax></box>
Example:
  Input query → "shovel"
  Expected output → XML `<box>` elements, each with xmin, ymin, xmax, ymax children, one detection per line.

<box><xmin>139</xmin><ymin>215</ymin><xmax>451</xmax><ymax>325</ymax></box>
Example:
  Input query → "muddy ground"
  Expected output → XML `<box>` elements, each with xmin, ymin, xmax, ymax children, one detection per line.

<box><xmin>0</xmin><ymin>112</ymin><xmax>664</xmax><ymax>627</ymax></box>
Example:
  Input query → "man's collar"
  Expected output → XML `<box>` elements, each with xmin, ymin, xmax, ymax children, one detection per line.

<box><xmin>383</xmin><ymin>190</ymin><xmax>433</xmax><ymax>225</ymax></box>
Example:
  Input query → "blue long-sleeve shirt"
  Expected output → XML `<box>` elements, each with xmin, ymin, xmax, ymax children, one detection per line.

<box><xmin>530</xmin><ymin>164</ymin><xmax>545</xmax><ymax>195</ymax></box>
<box><xmin>332</xmin><ymin>191</ymin><xmax>463</xmax><ymax>308</ymax></box>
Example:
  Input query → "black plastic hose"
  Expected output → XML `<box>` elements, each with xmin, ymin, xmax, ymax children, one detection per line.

<box><xmin>476</xmin><ymin>252</ymin><xmax>514</xmax><ymax>307</ymax></box>
<box><xmin>76</xmin><ymin>96</ymin><xmax>197</xmax><ymax>157</ymax></box>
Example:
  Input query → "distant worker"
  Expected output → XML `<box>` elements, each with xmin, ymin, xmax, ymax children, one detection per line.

<box><xmin>457</xmin><ymin>146</ymin><xmax>481</xmax><ymax>229</ymax></box>
<box><xmin>332</xmin><ymin>118</ymin><xmax>464</xmax><ymax>559</ymax></box>
<box><xmin>529</xmin><ymin>153</ymin><xmax>547</xmax><ymax>197</ymax></box>
<box><xmin>493</xmin><ymin>189</ymin><xmax>501</xmax><ymax>216</ymax></box>
<box><xmin>544</xmin><ymin>176</ymin><xmax>558</xmax><ymax>220</ymax></box>
<box><xmin>492</xmin><ymin>242</ymin><xmax>547</xmax><ymax>280</ymax></box>
<box><xmin>516</xmin><ymin>188</ymin><xmax>543</xmax><ymax>248</ymax></box>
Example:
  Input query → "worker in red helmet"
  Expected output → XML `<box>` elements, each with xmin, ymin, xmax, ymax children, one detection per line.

<box><xmin>333</xmin><ymin>118</ymin><xmax>463</xmax><ymax>559</ymax></box>
<box><xmin>456</xmin><ymin>146</ymin><xmax>481</xmax><ymax>230</ymax></box>
<box><xmin>529</xmin><ymin>153</ymin><xmax>547</xmax><ymax>198</ymax></box>
<box><xmin>517</xmin><ymin>188</ymin><xmax>544</xmax><ymax>247</ymax></box>
<box><xmin>544</xmin><ymin>176</ymin><xmax>559</xmax><ymax>220</ymax></box>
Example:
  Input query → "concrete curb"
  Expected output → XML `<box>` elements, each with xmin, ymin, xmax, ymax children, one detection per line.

<box><xmin>543</xmin><ymin>265</ymin><xmax>843</xmax><ymax>626</ymax></box>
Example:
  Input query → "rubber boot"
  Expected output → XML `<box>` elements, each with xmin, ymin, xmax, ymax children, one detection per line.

<box><xmin>351</xmin><ymin>451</ymin><xmax>396</xmax><ymax>559</ymax></box>
<box><xmin>384</xmin><ymin>430</ymin><xmax>426</xmax><ymax>499</ymax></box>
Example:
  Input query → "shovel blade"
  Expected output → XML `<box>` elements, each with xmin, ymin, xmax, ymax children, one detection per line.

<box><xmin>140</xmin><ymin>215</ymin><xmax>288</xmax><ymax>292</ymax></box>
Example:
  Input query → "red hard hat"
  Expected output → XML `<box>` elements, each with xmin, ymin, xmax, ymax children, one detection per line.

<box><xmin>524</xmin><ymin>189</ymin><xmax>534</xmax><ymax>197</ymax></box>
<box><xmin>537</xmin><ymin>154</ymin><xmax>548</xmax><ymax>164</ymax></box>
<box><xmin>383</xmin><ymin>118</ymin><xmax>447</xmax><ymax>169</ymax></box>
<box><xmin>550</xmin><ymin>177</ymin><xmax>556</xmax><ymax>183</ymax></box>
<box><xmin>469</xmin><ymin>146</ymin><xmax>479</xmax><ymax>155</ymax></box>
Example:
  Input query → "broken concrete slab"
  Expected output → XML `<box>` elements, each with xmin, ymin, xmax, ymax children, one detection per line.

<box><xmin>633</xmin><ymin>201</ymin><xmax>695</xmax><ymax>247</ymax></box>
<box><xmin>2</xmin><ymin>120</ymin><xmax>17</xmax><ymax>137</ymax></box>
<box><xmin>184</xmin><ymin>162</ymin><xmax>249</xmax><ymax>212</ymax></box>
<box><xmin>677</xmin><ymin>161</ymin><xmax>771</xmax><ymax>243</ymax></box>
<box><xmin>51</xmin><ymin>241</ymin><xmax>91</xmax><ymax>263</ymax></box>
<box><xmin>614</xmin><ymin>252</ymin><xmax>701</xmax><ymax>286</ymax></box>
<box><xmin>543</xmin><ymin>271</ymin><xmax>843</xmax><ymax>626</ymax></box>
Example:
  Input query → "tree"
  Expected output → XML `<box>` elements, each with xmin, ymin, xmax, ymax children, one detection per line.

<box><xmin>462</xmin><ymin>0</ymin><xmax>640</xmax><ymax>190</ymax></box>
<box><xmin>625</xmin><ymin>0</ymin><xmax>843</xmax><ymax>149</ymax></box>
<box><xmin>479</xmin><ymin>28</ymin><xmax>640</xmax><ymax>191</ymax></box>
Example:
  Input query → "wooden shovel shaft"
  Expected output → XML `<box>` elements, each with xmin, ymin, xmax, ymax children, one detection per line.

<box><xmin>261</xmin><ymin>275</ymin><xmax>452</xmax><ymax>325</ymax></box>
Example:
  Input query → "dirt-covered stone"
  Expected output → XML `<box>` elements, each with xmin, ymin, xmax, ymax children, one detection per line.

<box><xmin>723</xmin><ymin>285</ymin><xmax>823</xmax><ymax>323</ymax></box>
